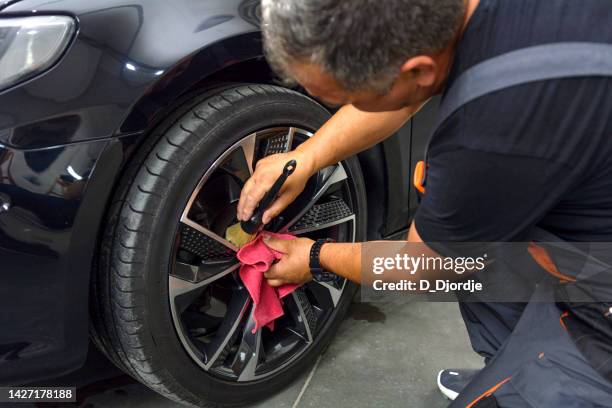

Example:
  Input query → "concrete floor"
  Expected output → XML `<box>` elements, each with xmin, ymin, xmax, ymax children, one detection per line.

<box><xmin>55</xmin><ymin>298</ymin><xmax>482</xmax><ymax>408</ymax></box>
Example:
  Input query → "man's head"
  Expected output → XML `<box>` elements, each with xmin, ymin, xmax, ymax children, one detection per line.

<box><xmin>261</xmin><ymin>0</ymin><xmax>466</xmax><ymax>111</ymax></box>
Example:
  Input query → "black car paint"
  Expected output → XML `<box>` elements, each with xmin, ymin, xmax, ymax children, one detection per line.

<box><xmin>0</xmin><ymin>0</ymin><xmax>425</xmax><ymax>385</ymax></box>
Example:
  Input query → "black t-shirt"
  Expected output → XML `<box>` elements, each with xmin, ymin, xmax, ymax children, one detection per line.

<box><xmin>414</xmin><ymin>0</ymin><xmax>612</xmax><ymax>244</ymax></box>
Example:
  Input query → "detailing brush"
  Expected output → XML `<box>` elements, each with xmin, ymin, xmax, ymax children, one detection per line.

<box><xmin>225</xmin><ymin>160</ymin><xmax>297</xmax><ymax>247</ymax></box>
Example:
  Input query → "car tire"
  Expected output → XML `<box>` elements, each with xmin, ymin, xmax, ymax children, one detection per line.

<box><xmin>91</xmin><ymin>84</ymin><xmax>366</xmax><ymax>406</ymax></box>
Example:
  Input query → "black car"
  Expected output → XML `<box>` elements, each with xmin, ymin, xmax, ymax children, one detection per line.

<box><xmin>0</xmin><ymin>0</ymin><xmax>434</xmax><ymax>405</ymax></box>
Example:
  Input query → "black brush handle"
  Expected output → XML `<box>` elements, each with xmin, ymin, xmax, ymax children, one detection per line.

<box><xmin>241</xmin><ymin>160</ymin><xmax>297</xmax><ymax>234</ymax></box>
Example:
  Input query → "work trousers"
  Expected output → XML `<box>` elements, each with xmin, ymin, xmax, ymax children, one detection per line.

<box><xmin>451</xmin><ymin>285</ymin><xmax>612</xmax><ymax>407</ymax></box>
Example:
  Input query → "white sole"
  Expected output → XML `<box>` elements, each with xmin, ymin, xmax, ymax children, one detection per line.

<box><xmin>437</xmin><ymin>370</ymin><xmax>459</xmax><ymax>401</ymax></box>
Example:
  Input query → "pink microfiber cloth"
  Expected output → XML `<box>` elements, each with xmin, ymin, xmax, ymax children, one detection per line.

<box><xmin>236</xmin><ymin>231</ymin><xmax>299</xmax><ymax>332</ymax></box>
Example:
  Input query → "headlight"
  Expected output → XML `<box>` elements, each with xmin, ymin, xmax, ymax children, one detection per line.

<box><xmin>0</xmin><ymin>16</ymin><xmax>75</xmax><ymax>91</ymax></box>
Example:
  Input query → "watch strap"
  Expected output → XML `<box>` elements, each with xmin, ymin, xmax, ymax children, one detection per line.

<box><xmin>309</xmin><ymin>238</ymin><xmax>336</xmax><ymax>282</ymax></box>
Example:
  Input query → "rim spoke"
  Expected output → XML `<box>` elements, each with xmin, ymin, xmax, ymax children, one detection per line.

<box><xmin>180</xmin><ymin>218</ymin><xmax>238</xmax><ymax>253</ymax></box>
<box><xmin>169</xmin><ymin>263</ymin><xmax>239</xmax><ymax>300</ymax></box>
<box><xmin>311</xmin><ymin>280</ymin><xmax>344</xmax><ymax>308</ymax></box>
<box><xmin>285</xmin><ymin>127</ymin><xmax>296</xmax><ymax>152</ymax></box>
<box><xmin>280</xmin><ymin>163</ymin><xmax>348</xmax><ymax>232</ymax></box>
<box><xmin>238</xmin><ymin>132</ymin><xmax>257</xmax><ymax>176</ymax></box>
<box><xmin>181</xmin><ymin>136</ymin><xmax>251</xmax><ymax>221</ymax></box>
<box><xmin>203</xmin><ymin>290</ymin><xmax>251</xmax><ymax>369</ymax></box>
<box><xmin>286</xmin><ymin>290</ymin><xmax>315</xmax><ymax>342</ymax></box>
<box><xmin>171</xmin><ymin>259</ymin><xmax>236</xmax><ymax>283</ymax></box>
<box><xmin>231</xmin><ymin>310</ymin><xmax>262</xmax><ymax>382</ymax></box>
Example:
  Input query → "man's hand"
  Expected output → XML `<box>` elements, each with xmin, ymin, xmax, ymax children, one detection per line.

<box><xmin>237</xmin><ymin>150</ymin><xmax>315</xmax><ymax>224</ymax></box>
<box><xmin>263</xmin><ymin>236</ymin><xmax>315</xmax><ymax>287</ymax></box>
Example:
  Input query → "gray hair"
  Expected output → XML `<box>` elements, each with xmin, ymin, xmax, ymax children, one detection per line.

<box><xmin>261</xmin><ymin>0</ymin><xmax>465</xmax><ymax>93</ymax></box>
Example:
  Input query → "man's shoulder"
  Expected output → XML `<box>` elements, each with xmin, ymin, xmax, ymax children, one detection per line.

<box><xmin>455</xmin><ymin>0</ymin><xmax>612</xmax><ymax>76</ymax></box>
<box><xmin>432</xmin><ymin>73</ymin><xmax>612</xmax><ymax>168</ymax></box>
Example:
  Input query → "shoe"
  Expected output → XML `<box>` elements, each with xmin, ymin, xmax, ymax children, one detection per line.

<box><xmin>437</xmin><ymin>368</ymin><xmax>480</xmax><ymax>400</ymax></box>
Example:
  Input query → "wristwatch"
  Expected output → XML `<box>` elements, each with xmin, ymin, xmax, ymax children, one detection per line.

<box><xmin>309</xmin><ymin>238</ymin><xmax>337</xmax><ymax>282</ymax></box>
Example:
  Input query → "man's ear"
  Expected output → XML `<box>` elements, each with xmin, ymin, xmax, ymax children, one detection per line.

<box><xmin>400</xmin><ymin>56</ymin><xmax>437</xmax><ymax>87</ymax></box>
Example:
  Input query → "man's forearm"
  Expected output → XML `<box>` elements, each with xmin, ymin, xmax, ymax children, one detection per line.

<box><xmin>318</xmin><ymin>223</ymin><xmax>462</xmax><ymax>287</ymax></box>
<box><xmin>296</xmin><ymin>103</ymin><xmax>421</xmax><ymax>172</ymax></box>
<box><xmin>320</xmin><ymin>242</ymin><xmax>362</xmax><ymax>283</ymax></box>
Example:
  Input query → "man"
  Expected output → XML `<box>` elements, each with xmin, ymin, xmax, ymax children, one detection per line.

<box><xmin>237</xmin><ymin>0</ymin><xmax>612</xmax><ymax>406</ymax></box>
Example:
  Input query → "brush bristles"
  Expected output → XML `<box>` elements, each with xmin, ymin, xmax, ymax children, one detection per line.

<box><xmin>225</xmin><ymin>222</ymin><xmax>255</xmax><ymax>248</ymax></box>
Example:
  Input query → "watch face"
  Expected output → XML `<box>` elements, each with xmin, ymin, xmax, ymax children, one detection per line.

<box><xmin>313</xmin><ymin>271</ymin><xmax>337</xmax><ymax>283</ymax></box>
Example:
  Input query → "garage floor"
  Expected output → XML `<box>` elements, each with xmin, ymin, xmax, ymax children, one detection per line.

<box><xmin>48</xmin><ymin>298</ymin><xmax>482</xmax><ymax>408</ymax></box>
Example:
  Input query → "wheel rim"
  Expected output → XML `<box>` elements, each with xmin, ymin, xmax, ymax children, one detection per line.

<box><xmin>168</xmin><ymin>127</ymin><xmax>357</xmax><ymax>382</ymax></box>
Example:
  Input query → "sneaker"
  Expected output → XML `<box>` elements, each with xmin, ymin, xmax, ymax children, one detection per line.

<box><xmin>437</xmin><ymin>368</ymin><xmax>480</xmax><ymax>400</ymax></box>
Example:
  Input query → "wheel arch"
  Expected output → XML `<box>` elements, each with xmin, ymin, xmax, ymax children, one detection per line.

<box><xmin>357</xmin><ymin>145</ymin><xmax>390</xmax><ymax>241</ymax></box>
<box><xmin>106</xmin><ymin>32</ymin><xmax>279</xmax><ymax>194</ymax></box>
<box><xmin>118</xmin><ymin>31</ymin><xmax>273</xmax><ymax>137</ymax></box>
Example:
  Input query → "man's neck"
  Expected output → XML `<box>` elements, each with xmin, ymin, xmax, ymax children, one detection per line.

<box><xmin>461</xmin><ymin>0</ymin><xmax>481</xmax><ymax>36</ymax></box>
<box><xmin>432</xmin><ymin>0</ymin><xmax>481</xmax><ymax>92</ymax></box>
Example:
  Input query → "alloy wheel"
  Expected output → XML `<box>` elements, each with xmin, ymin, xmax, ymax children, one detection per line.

<box><xmin>168</xmin><ymin>127</ymin><xmax>357</xmax><ymax>381</ymax></box>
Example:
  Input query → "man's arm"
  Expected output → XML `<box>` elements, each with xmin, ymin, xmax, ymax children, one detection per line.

<box><xmin>319</xmin><ymin>222</ymin><xmax>439</xmax><ymax>284</ymax></box>
<box><xmin>264</xmin><ymin>222</ymin><xmax>445</xmax><ymax>287</ymax></box>
<box><xmin>295</xmin><ymin>103</ymin><xmax>422</xmax><ymax>171</ymax></box>
<box><xmin>238</xmin><ymin>102</ymin><xmax>424</xmax><ymax>223</ymax></box>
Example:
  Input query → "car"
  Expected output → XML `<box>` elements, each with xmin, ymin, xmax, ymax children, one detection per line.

<box><xmin>0</xmin><ymin>0</ymin><xmax>436</xmax><ymax>405</ymax></box>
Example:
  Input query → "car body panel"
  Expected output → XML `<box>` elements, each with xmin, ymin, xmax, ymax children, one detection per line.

<box><xmin>408</xmin><ymin>97</ymin><xmax>440</xmax><ymax>220</ymax></box>
<box><xmin>0</xmin><ymin>0</ymin><xmax>261</xmax><ymax>148</ymax></box>
<box><xmin>0</xmin><ymin>135</ymin><xmax>141</xmax><ymax>385</ymax></box>
<box><xmin>0</xmin><ymin>0</ymin><xmax>21</xmax><ymax>10</ymax></box>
